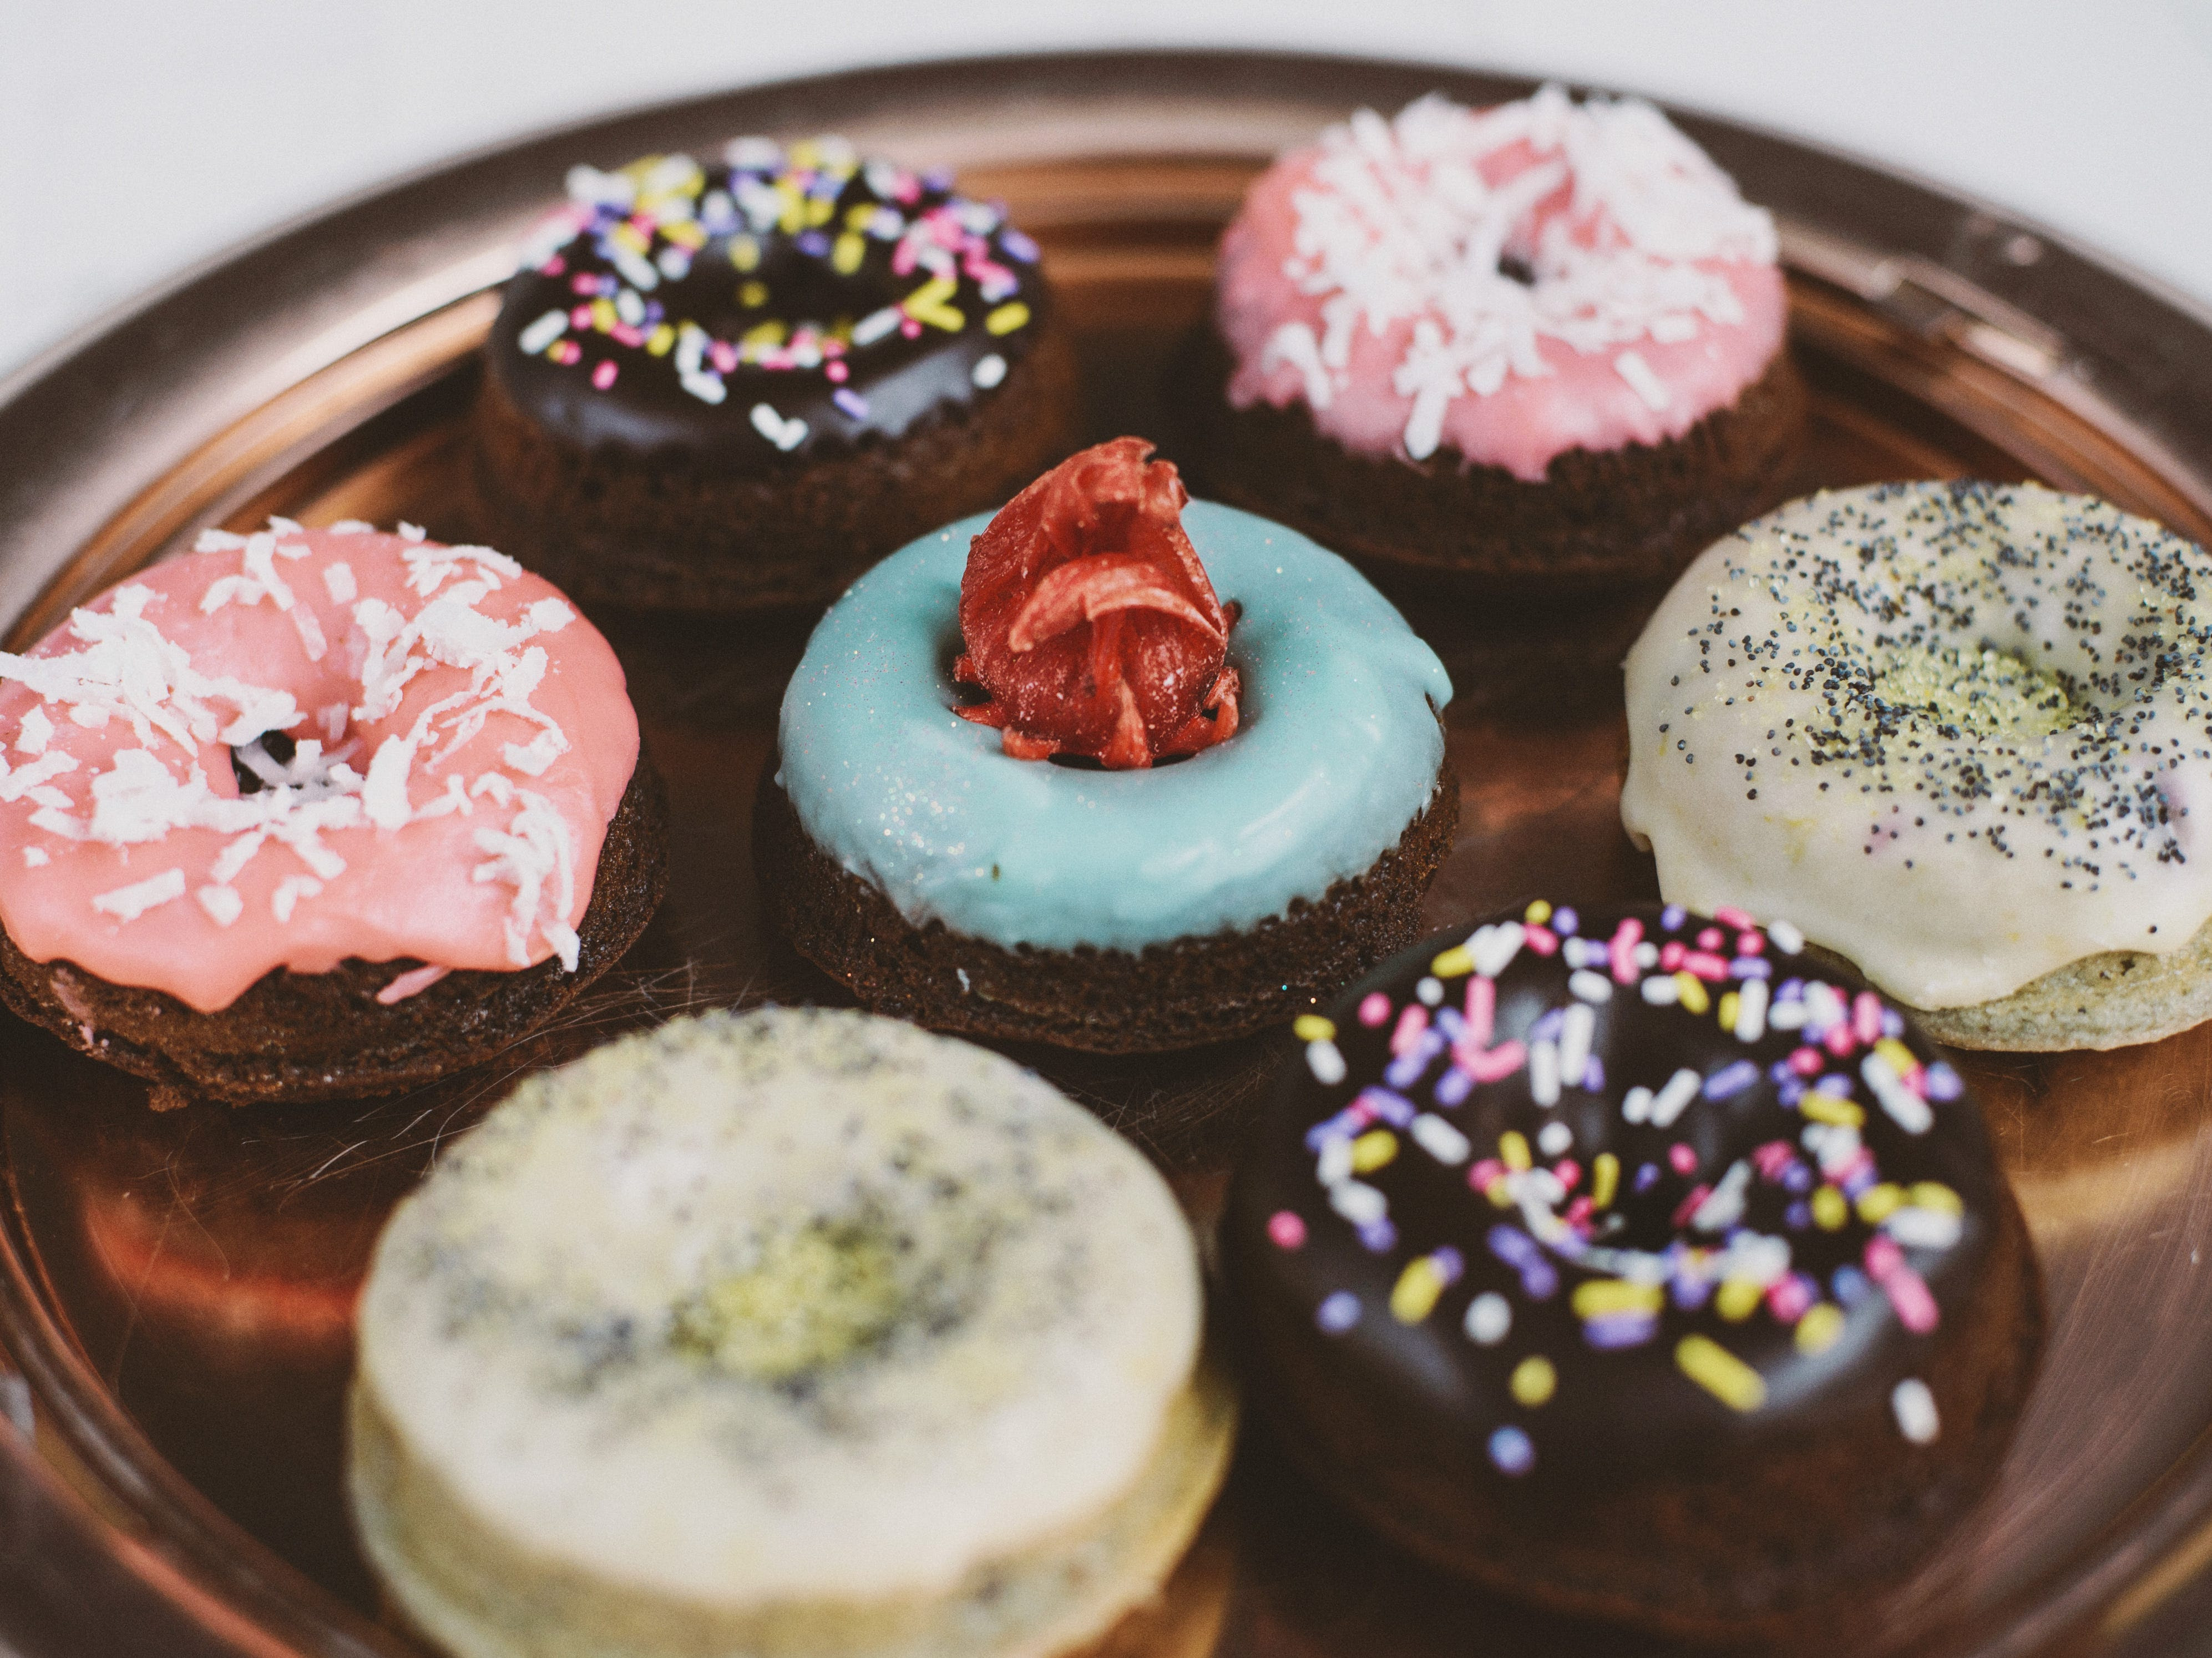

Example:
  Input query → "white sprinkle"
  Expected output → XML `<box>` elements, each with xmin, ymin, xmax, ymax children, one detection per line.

<box><xmin>853</xmin><ymin>306</ymin><xmax>903</xmax><ymax>346</ymax></box>
<box><xmin>1635</xmin><ymin>941</ymin><xmax>1660</xmax><ymax>967</ymax></box>
<box><xmin>1306</xmin><ymin>1038</ymin><xmax>1347</xmax><ymax>1086</ymax></box>
<box><xmin>196</xmin><ymin>885</ymin><xmax>242</xmax><ymax>926</ymax></box>
<box><xmin>322</xmin><ymin>563</ymin><xmax>357</xmax><ymax>604</ymax></box>
<box><xmin>1258</xmin><ymin>320</ymin><xmax>1334</xmax><ymax>409</ymax></box>
<box><xmin>1622</xmin><ymin>1085</ymin><xmax>1654</xmax><ymax>1125</ymax></box>
<box><xmin>517</xmin><ymin>310</ymin><xmax>569</xmax><ymax>355</ymax></box>
<box><xmin>16</xmin><ymin>706</ymin><xmax>52</xmax><ymax>755</ymax></box>
<box><xmin>1560</xmin><ymin>1003</ymin><xmax>1596</xmax><ymax>1089</ymax></box>
<box><xmin>970</xmin><ymin>353</ymin><xmax>1007</xmax><ymax>389</ymax></box>
<box><xmin>92</xmin><ymin>868</ymin><xmax>185</xmax><ymax>922</ymax></box>
<box><xmin>289</xmin><ymin>603</ymin><xmax>327</xmax><ymax>663</ymax></box>
<box><xmin>1885</xmin><ymin>1206</ymin><xmax>1964</xmax><ymax>1250</ymax></box>
<box><xmin>1614</xmin><ymin>350</ymin><xmax>1672</xmax><ymax>411</ymax></box>
<box><xmin>1768</xmin><ymin>920</ymin><xmax>1805</xmax><ymax>954</ymax></box>
<box><xmin>362</xmin><ymin>735</ymin><xmax>418</xmax><ymax>831</ymax></box>
<box><xmin>1892</xmin><ymin>1378</ymin><xmax>1940</xmax><ymax>1444</ymax></box>
<box><xmin>1862</xmin><ymin>1053</ymin><xmax>1933</xmax><ymax>1134</ymax></box>
<box><xmin>271</xmin><ymin>875</ymin><xmax>322</xmax><ymax>923</ymax></box>
<box><xmin>1649</xmin><ymin>1066</ymin><xmax>1702</xmax><ymax>1128</ymax></box>
<box><xmin>1465</xmin><ymin>1291</ymin><xmax>1512</xmax><ymax>1345</ymax></box>
<box><xmin>1316</xmin><ymin>1135</ymin><xmax>1354</xmax><ymax>1186</ymax></box>
<box><xmin>1567</xmin><ymin>968</ymin><xmax>1613</xmax><ymax>1003</ymax></box>
<box><xmin>1529</xmin><ymin>1038</ymin><xmax>1561</xmax><ymax>1106</ymax></box>
<box><xmin>1411</xmin><ymin>1113</ymin><xmax>1471</xmax><ymax>1165</ymax></box>
<box><xmin>724</xmin><ymin>135</ymin><xmax>783</xmax><ymax>170</ymax></box>
<box><xmin>1537</xmin><ymin>1120</ymin><xmax>1572</xmax><ymax>1157</ymax></box>
<box><xmin>1690</xmin><ymin>1160</ymin><xmax>1750</xmax><ymax>1232</ymax></box>
<box><xmin>1734</xmin><ymin>975</ymin><xmax>1769</xmax><ymax>1043</ymax></box>
<box><xmin>318</xmin><ymin>702</ymin><xmax>348</xmax><ymax>744</ymax></box>
<box><xmin>21</xmin><ymin>847</ymin><xmax>47</xmax><ymax>868</ymax></box>
<box><xmin>398</xmin><ymin>523</ymin><xmax>426</xmax><ymax>542</ymax></box>
<box><xmin>750</xmin><ymin>403</ymin><xmax>807</xmax><ymax>451</ymax></box>
<box><xmin>1641</xmin><ymin>973</ymin><xmax>1680</xmax><ymax>1005</ymax></box>
<box><xmin>1415</xmin><ymin>975</ymin><xmax>1444</xmax><ymax>1006</ymax></box>
<box><xmin>1329</xmin><ymin>1181</ymin><xmax>1386</xmax><ymax>1227</ymax></box>
<box><xmin>1469</xmin><ymin>921</ymin><xmax>1524</xmax><ymax>977</ymax></box>
<box><xmin>1768</xmin><ymin>999</ymin><xmax>1806</xmax><ymax>1030</ymax></box>
<box><xmin>680</xmin><ymin>371</ymin><xmax>727</xmax><ymax>405</ymax></box>
<box><xmin>328</xmin><ymin>520</ymin><xmax>375</xmax><ymax>535</ymax></box>
<box><xmin>955</xmin><ymin>968</ymin><xmax>971</xmax><ymax>994</ymax></box>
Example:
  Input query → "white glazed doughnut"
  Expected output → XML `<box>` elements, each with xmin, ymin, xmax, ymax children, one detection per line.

<box><xmin>347</xmin><ymin>1007</ymin><xmax>1234</xmax><ymax>1658</ymax></box>
<box><xmin>1621</xmin><ymin>481</ymin><xmax>2212</xmax><ymax>1050</ymax></box>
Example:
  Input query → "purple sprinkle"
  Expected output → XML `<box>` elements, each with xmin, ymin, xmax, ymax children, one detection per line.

<box><xmin>999</xmin><ymin>227</ymin><xmax>1040</xmax><ymax>262</ymax></box>
<box><xmin>1432</xmin><ymin>1247</ymin><xmax>1466</xmax><ymax>1284</ymax></box>
<box><xmin>644</xmin><ymin>300</ymin><xmax>665</xmax><ymax>323</ymax></box>
<box><xmin>598</xmin><ymin>274</ymin><xmax>619</xmax><ymax>296</ymax></box>
<box><xmin>1634</xmin><ymin>1162</ymin><xmax>1662</xmax><ymax>1193</ymax></box>
<box><xmin>1383</xmin><ymin>1053</ymin><xmax>1425</xmax><ymax>1089</ymax></box>
<box><xmin>1582</xmin><ymin>1311</ymin><xmax>1658</xmax><ymax>1349</ymax></box>
<box><xmin>1358</xmin><ymin>1220</ymin><xmax>1398</xmax><ymax>1253</ymax></box>
<box><xmin>832</xmin><ymin>388</ymin><xmax>870</xmax><ymax>419</ymax></box>
<box><xmin>1729</xmin><ymin>957</ymin><xmax>1773</xmax><ymax>979</ymax></box>
<box><xmin>1661</xmin><ymin>904</ymin><xmax>1687</xmax><ymax>930</ymax></box>
<box><xmin>1778</xmin><ymin>1078</ymin><xmax>1806</xmax><ymax>1106</ymax></box>
<box><xmin>1769</xmin><ymin>1059</ymin><xmax>1797</xmax><ymax>1084</ymax></box>
<box><xmin>1553</xmin><ymin>906</ymin><xmax>1579</xmax><ymax>937</ymax></box>
<box><xmin>1487</xmin><ymin>1226</ymin><xmax>1557</xmax><ymax>1300</ymax></box>
<box><xmin>1881</xmin><ymin>1008</ymin><xmax>1906</xmax><ymax>1038</ymax></box>
<box><xmin>922</xmin><ymin>166</ymin><xmax>956</xmax><ymax>191</ymax></box>
<box><xmin>1703</xmin><ymin>1060</ymin><xmax>1759</xmax><ymax>1099</ymax></box>
<box><xmin>1841</xmin><ymin>1165</ymin><xmax>1877</xmax><ymax>1200</ymax></box>
<box><xmin>1434</xmin><ymin>1007</ymin><xmax>1466</xmax><ymax>1042</ymax></box>
<box><xmin>1833</xmin><ymin>1265</ymin><xmax>1870</xmax><ymax>1307</ymax></box>
<box><xmin>1925</xmin><ymin>1062</ymin><xmax>1964</xmax><ymax>1101</ymax></box>
<box><xmin>1355</xmin><ymin>1086</ymin><xmax>1415</xmax><ymax>1128</ymax></box>
<box><xmin>1489</xmin><ymin>1425</ymin><xmax>1535</xmax><ymax>1475</ymax></box>
<box><xmin>1303</xmin><ymin>1110</ymin><xmax>1362</xmax><ymax>1152</ymax></box>
<box><xmin>1819</xmin><ymin>1074</ymin><xmax>1852</xmax><ymax>1097</ymax></box>
<box><xmin>1433</xmin><ymin>1066</ymin><xmax>1474</xmax><ymax>1108</ymax></box>
<box><xmin>1317</xmin><ymin>1292</ymin><xmax>1361</xmax><ymax>1333</ymax></box>
<box><xmin>1582</xmin><ymin>1054</ymin><xmax>1605</xmax><ymax>1091</ymax></box>
<box><xmin>1782</xmin><ymin>1163</ymin><xmax>1815</xmax><ymax>1194</ymax></box>
<box><xmin>796</xmin><ymin>229</ymin><xmax>832</xmax><ymax>257</ymax></box>
<box><xmin>1785</xmin><ymin>1201</ymin><xmax>1812</xmax><ymax>1230</ymax></box>
<box><xmin>1671</xmin><ymin>1273</ymin><xmax>1713</xmax><ymax>1311</ymax></box>
<box><xmin>1776</xmin><ymin>977</ymin><xmax>1806</xmax><ymax>1002</ymax></box>
<box><xmin>1529</xmin><ymin>1008</ymin><xmax>1566</xmax><ymax>1044</ymax></box>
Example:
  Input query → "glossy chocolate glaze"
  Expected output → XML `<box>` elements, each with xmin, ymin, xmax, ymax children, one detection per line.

<box><xmin>1226</xmin><ymin>901</ymin><xmax>2005</xmax><ymax>1490</ymax></box>
<box><xmin>485</xmin><ymin>139</ymin><xmax>1050</xmax><ymax>470</ymax></box>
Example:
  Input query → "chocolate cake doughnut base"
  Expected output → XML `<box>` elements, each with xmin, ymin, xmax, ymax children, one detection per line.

<box><xmin>753</xmin><ymin>763</ymin><xmax>1459</xmax><ymax>1054</ymax></box>
<box><xmin>0</xmin><ymin>759</ymin><xmax>670</xmax><ymax>1107</ymax></box>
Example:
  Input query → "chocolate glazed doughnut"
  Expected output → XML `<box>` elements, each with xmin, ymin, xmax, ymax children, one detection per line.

<box><xmin>1224</xmin><ymin>900</ymin><xmax>2042</xmax><ymax>1641</ymax></box>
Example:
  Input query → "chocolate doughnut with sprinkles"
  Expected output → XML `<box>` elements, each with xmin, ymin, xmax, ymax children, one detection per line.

<box><xmin>0</xmin><ymin>520</ymin><xmax>666</xmax><ymax>1105</ymax></box>
<box><xmin>1624</xmin><ymin>481</ymin><xmax>2212</xmax><ymax>1051</ymax></box>
<box><xmin>1223</xmin><ymin>899</ymin><xmax>2041</xmax><ymax>1640</ymax></box>
<box><xmin>473</xmin><ymin>135</ymin><xmax>1081</xmax><ymax>615</ymax></box>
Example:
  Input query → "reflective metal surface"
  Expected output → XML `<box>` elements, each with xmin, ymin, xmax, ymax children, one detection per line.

<box><xmin>4</xmin><ymin>50</ymin><xmax>2212</xmax><ymax>1658</ymax></box>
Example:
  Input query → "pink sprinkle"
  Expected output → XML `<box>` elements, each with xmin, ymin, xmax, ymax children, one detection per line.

<box><xmin>826</xmin><ymin>360</ymin><xmax>849</xmax><ymax>382</ymax></box>
<box><xmin>1464</xmin><ymin>1040</ymin><xmax>1526</xmax><ymax>1083</ymax></box>
<box><xmin>376</xmin><ymin>964</ymin><xmax>451</xmax><ymax>1005</ymax></box>
<box><xmin>900</xmin><ymin>317</ymin><xmax>923</xmax><ymax>338</ymax></box>
<box><xmin>1737</xmin><ymin>931</ymin><xmax>1764</xmax><ymax>956</ymax></box>
<box><xmin>1864</xmin><ymin>1234</ymin><xmax>1904</xmax><ymax>1283</ymax></box>
<box><xmin>1751</xmin><ymin>1140</ymin><xmax>1795</xmax><ymax>1180</ymax></box>
<box><xmin>1670</xmin><ymin>1184</ymin><xmax>1711</xmax><ymax>1228</ymax></box>
<box><xmin>1669</xmin><ymin>1142</ymin><xmax>1699</xmax><ymax>1175</ymax></box>
<box><xmin>1565</xmin><ymin>1195</ymin><xmax>1593</xmax><ymax>1229</ymax></box>
<box><xmin>1767</xmin><ymin>1275</ymin><xmax>1814</xmax><ymax>1323</ymax></box>
<box><xmin>1609</xmin><ymin>916</ymin><xmax>1644</xmax><ymax>984</ymax></box>
<box><xmin>1789</xmin><ymin>1045</ymin><xmax>1825</xmax><ymax>1076</ymax></box>
<box><xmin>1854</xmin><ymin>992</ymin><xmax>1884</xmax><ymax>1046</ymax></box>
<box><xmin>1713</xmin><ymin>906</ymin><xmax>1755</xmax><ymax>929</ymax></box>
<box><xmin>611</xmin><ymin>323</ymin><xmax>644</xmax><ymax>347</ymax></box>
<box><xmin>1682</xmin><ymin>950</ymin><xmax>1729</xmax><ymax>982</ymax></box>
<box><xmin>1697</xmin><ymin>927</ymin><xmax>1724</xmax><ymax>951</ymax></box>
<box><xmin>1268</xmin><ymin>1211</ymin><xmax>1307</xmax><ymax>1250</ymax></box>
<box><xmin>1660</xmin><ymin>940</ymin><xmax>1687</xmax><ymax>972</ymax></box>
<box><xmin>1390</xmin><ymin>1004</ymin><xmax>1429</xmax><ymax>1056</ymax></box>
<box><xmin>541</xmin><ymin>255</ymin><xmax>566</xmax><ymax>276</ymax></box>
<box><xmin>570</xmin><ymin>304</ymin><xmax>594</xmax><ymax>327</ymax></box>
<box><xmin>1469</xmin><ymin>1157</ymin><xmax>1505</xmax><ymax>1191</ymax></box>
<box><xmin>554</xmin><ymin>341</ymin><xmax>582</xmax><ymax>366</ymax></box>
<box><xmin>1885</xmin><ymin>1266</ymin><xmax>1940</xmax><ymax>1333</ymax></box>
<box><xmin>591</xmin><ymin>360</ymin><xmax>618</xmax><ymax>390</ymax></box>
<box><xmin>1824</xmin><ymin>1022</ymin><xmax>1857</xmax><ymax>1058</ymax></box>
<box><xmin>1553</xmin><ymin>1159</ymin><xmax>1581</xmax><ymax>1192</ymax></box>
<box><xmin>891</xmin><ymin>241</ymin><xmax>919</xmax><ymax>276</ymax></box>
<box><xmin>1524</xmin><ymin>924</ymin><xmax>1558</xmax><ymax>956</ymax></box>
<box><xmin>1359</xmin><ymin>992</ymin><xmax>1392</xmax><ymax>1028</ymax></box>
<box><xmin>570</xmin><ymin>275</ymin><xmax>596</xmax><ymax>295</ymax></box>
<box><xmin>1465</xmin><ymin>975</ymin><xmax>1495</xmax><ymax>1047</ymax></box>
<box><xmin>710</xmin><ymin>342</ymin><xmax>738</xmax><ymax>373</ymax></box>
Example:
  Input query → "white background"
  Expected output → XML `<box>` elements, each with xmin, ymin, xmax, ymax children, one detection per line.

<box><xmin>6</xmin><ymin>0</ymin><xmax>2212</xmax><ymax>380</ymax></box>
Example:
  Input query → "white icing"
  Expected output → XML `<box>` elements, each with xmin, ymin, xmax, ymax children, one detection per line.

<box><xmin>15</xmin><ymin>706</ymin><xmax>50</xmax><ymax>755</ymax></box>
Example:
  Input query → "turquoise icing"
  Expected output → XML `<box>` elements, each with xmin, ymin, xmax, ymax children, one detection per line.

<box><xmin>777</xmin><ymin>500</ymin><xmax>1453</xmax><ymax>952</ymax></box>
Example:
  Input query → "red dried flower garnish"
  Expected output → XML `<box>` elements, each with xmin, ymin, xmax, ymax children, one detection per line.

<box><xmin>954</xmin><ymin>438</ymin><xmax>1241</xmax><ymax>769</ymax></box>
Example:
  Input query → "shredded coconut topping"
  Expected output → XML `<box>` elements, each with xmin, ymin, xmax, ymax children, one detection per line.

<box><xmin>1272</xmin><ymin>86</ymin><xmax>1776</xmax><ymax>460</ymax></box>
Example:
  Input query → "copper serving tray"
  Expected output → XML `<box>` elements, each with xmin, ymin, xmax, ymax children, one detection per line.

<box><xmin>6</xmin><ymin>50</ymin><xmax>2212</xmax><ymax>1658</ymax></box>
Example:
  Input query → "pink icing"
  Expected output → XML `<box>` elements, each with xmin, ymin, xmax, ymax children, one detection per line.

<box><xmin>1217</xmin><ymin>90</ymin><xmax>1789</xmax><ymax>483</ymax></box>
<box><xmin>0</xmin><ymin>523</ymin><xmax>638</xmax><ymax>1013</ymax></box>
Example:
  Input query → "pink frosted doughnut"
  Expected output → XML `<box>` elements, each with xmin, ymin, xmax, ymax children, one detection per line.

<box><xmin>0</xmin><ymin>520</ymin><xmax>640</xmax><ymax>1022</ymax></box>
<box><xmin>1217</xmin><ymin>86</ymin><xmax>1787</xmax><ymax>481</ymax></box>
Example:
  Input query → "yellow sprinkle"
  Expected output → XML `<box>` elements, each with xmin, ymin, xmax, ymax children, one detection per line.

<box><xmin>788</xmin><ymin>138</ymin><xmax>822</xmax><ymax>169</ymax></box>
<box><xmin>738</xmin><ymin>280</ymin><xmax>769</xmax><ymax>308</ymax></box>
<box><xmin>1510</xmin><ymin>1355</ymin><xmax>1557</xmax><ymax>1407</ymax></box>
<box><xmin>846</xmin><ymin>202</ymin><xmax>880</xmax><ymax>229</ymax></box>
<box><xmin>610</xmin><ymin>223</ymin><xmax>649</xmax><ymax>255</ymax></box>
<box><xmin>1795</xmin><ymin>1303</ymin><xmax>1846</xmax><ymax>1355</ymax></box>
<box><xmin>832</xmin><ymin>233</ymin><xmax>867</xmax><ymax>276</ymax></box>
<box><xmin>1524</xmin><ymin>899</ymin><xmax>1552</xmax><ymax>925</ymax></box>
<box><xmin>1799</xmin><ymin>1090</ymin><xmax>1865</xmax><ymax>1128</ymax></box>
<box><xmin>645</xmin><ymin>325</ymin><xmax>675</xmax><ymax>357</ymax></box>
<box><xmin>729</xmin><ymin>236</ymin><xmax>761</xmax><ymax>272</ymax></box>
<box><xmin>902</xmin><ymin>274</ymin><xmax>964</xmax><ymax>331</ymax></box>
<box><xmin>1430</xmin><ymin>945</ymin><xmax>1475</xmax><ymax>978</ymax></box>
<box><xmin>776</xmin><ymin>183</ymin><xmax>804</xmax><ymax>233</ymax></box>
<box><xmin>1875</xmin><ymin>1037</ymin><xmax>1919</xmax><ymax>1075</ymax></box>
<box><xmin>1500</xmin><ymin>1131</ymin><xmax>1531</xmax><ymax>1172</ymax></box>
<box><xmin>1811</xmin><ymin>1185</ymin><xmax>1849</xmax><ymax>1231</ymax></box>
<box><xmin>661</xmin><ymin>220</ymin><xmax>707</xmax><ymax>250</ymax></box>
<box><xmin>986</xmin><ymin>301</ymin><xmax>1031</xmax><ymax>335</ymax></box>
<box><xmin>1857</xmin><ymin>1183</ymin><xmax>1905</xmax><ymax>1224</ymax></box>
<box><xmin>1911</xmin><ymin>1181</ymin><xmax>1963</xmax><ymax>1215</ymax></box>
<box><xmin>1351</xmin><ymin>1130</ymin><xmax>1397</xmax><ymax>1174</ymax></box>
<box><xmin>1292</xmin><ymin>1015</ymin><xmax>1335</xmax><ymax>1043</ymax></box>
<box><xmin>1718</xmin><ymin>990</ymin><xmax>1740</xmax><ymax>1031</ymax></box>
<box><xmin>618</xmin><ymin>153</ymin><xmax>662</xmax><ymax>183</ymax></box>
<box><xmin>589</xmin><ymin>298</ymin><xmax>616</xmax><ymax>332</ymax></box>
<box><xmin>1485</xmin><ymin>1178</ymin><xmax>1514</xmax><ymax>1210</ymax></box>
<box><xmin>741</xmin><ymin>320</ymin><xmax>787</xmax><ymax>348</ymax></box>
<box><xmin>1572</xmin><ymin>1279</ymin><xmax>1663</xmax><ymax>1319</ymax></box>
<box><xmin>1676</xmin><ymin>1335</ymin><xmax>1767</xmax><ymax>1412</ymax></box>
<box><xmin>1674</xmin><ymin>972</ymin><xmax>1710</xmax><ymax>1015</ymax></box>
<box><xmin>1715</xmin><ymin>1278</ymin><xmax>1763</xmax><ymax>1322</ymax></box>
<box><xmin>1592</xmin><ymin>1152</ymin><xmax>1619</xmax><ymax>1210</ymax></box>
<box><xmin>1391</xmin><ymin>1257</ymin><xmax>1446</xmax><ymax>1323</ymax></box>
<box><xmin>806</xmin><ymin>195</ymin><xmax>836</xmax><ymax>227</ymax></box>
